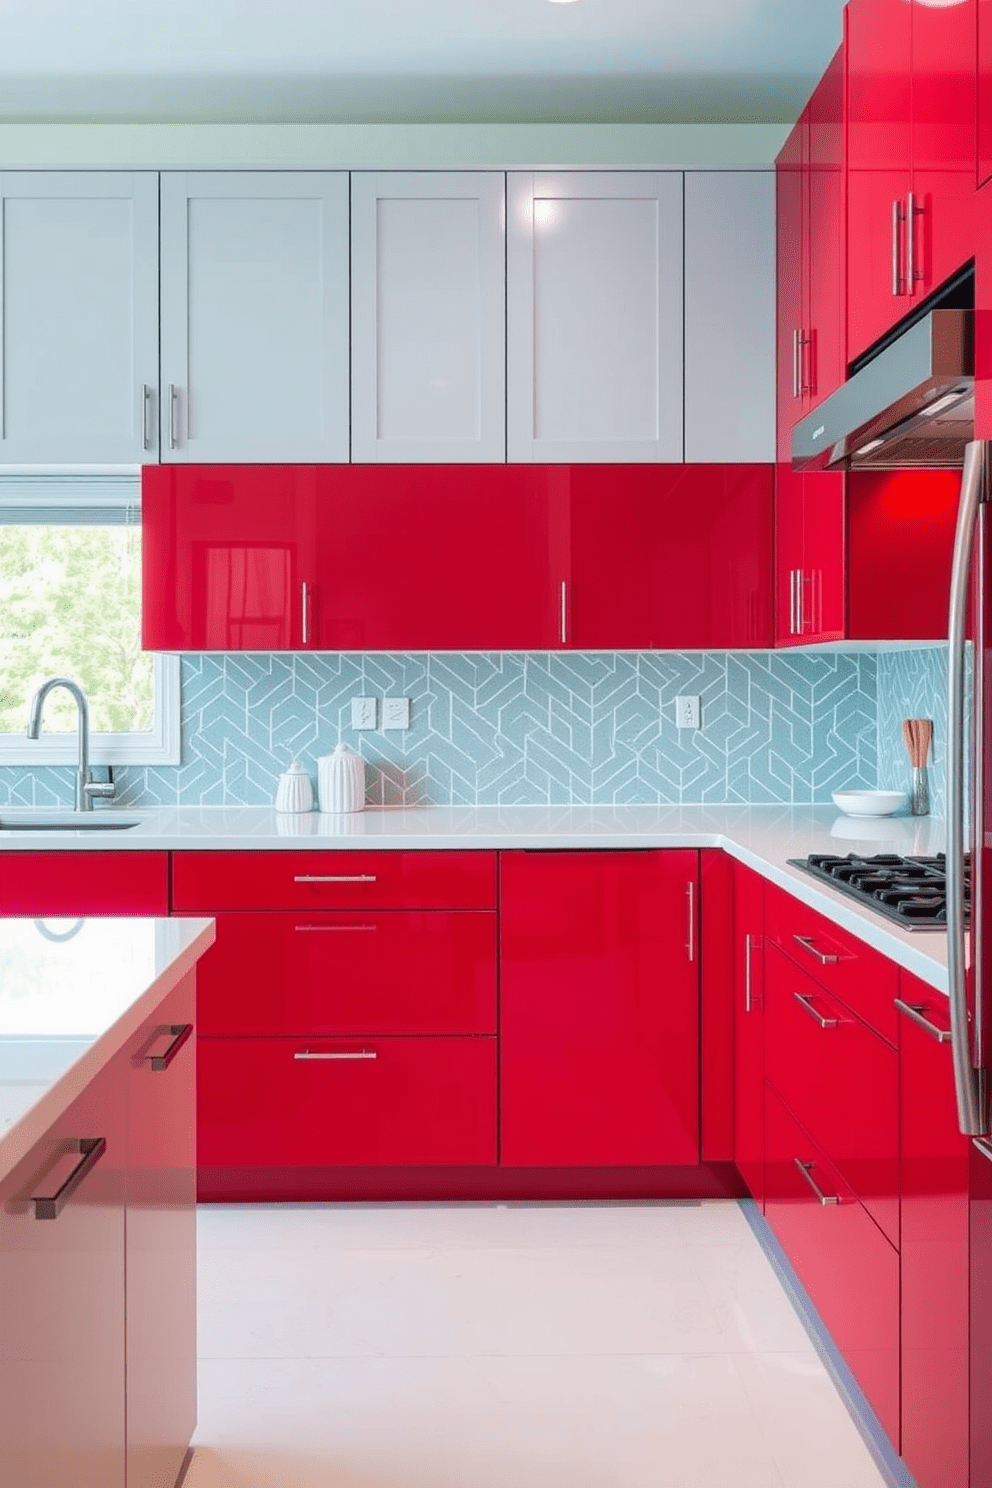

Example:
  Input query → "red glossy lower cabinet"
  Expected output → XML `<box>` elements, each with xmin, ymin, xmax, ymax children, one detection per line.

<box><xmin>125</xmin><ymin>971</ymin><xmax>197</xmax><ymax>1488</ymax></box>
<box><xmin>499</xmin><ymin>850</ymin><xmax>699</xmax><ymax>1167</ymax></box>
<box><xmin>764</xmin><ymin>1083</ymin><xmax>900</xmax><ymax>1446</ymax></box>
<box><xmin>971</xmin><ymin>1134</ymin><xmax>992</xmax><ymax>1487</ymax></box>
<box><xmin>198</xmin><ymin>1036</ymin><xmax>497</xmax><ymax>1167</ymax></box>
<box><xmin>898</xmin><ymin>978</ymin><xmax>969</xmax><ymax>1488</ymax></box>
<box><xmin>733</xmin><ymin>862</ymin><xmax>765</xmax><ymax>1203</ymax></box>
<box><xmin>0</xmin><ymin>852</ymin><xmax>169</xmax><ymax>915</ymax></box>
<box><xmin>0</xmin><ymin>1042</ymin><xmax>127</xmax><ymax>1487</ymax></box>
<box><xmin>194</xmin><ymin>910</ymin><xmax>496</xmax><ymax>1037</ymax></box>
<box><xmin>764</xmin><ymin>943</ymin><xmax>899</xmax><ymax>1246</ymax></box>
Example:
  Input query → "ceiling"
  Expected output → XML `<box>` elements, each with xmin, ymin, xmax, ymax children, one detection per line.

<box><xmin>0</xmin><ymin>0</ymin><xmax>849</xmax><ymax>125</ymax></box>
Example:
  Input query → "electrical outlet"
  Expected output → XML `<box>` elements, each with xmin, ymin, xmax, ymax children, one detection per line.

<box><xmin>351</xmin><ymin>696</ymin><xmax>377</xmax><ymax>730</ymax></box>
<box><xmin>382</xmin><ymin>697</ymin><xmax>411</xmax><ymax>730</ymax></box>
<box><xmin>674</xmin><ymin>695</ymin><xmax>701</xmax><ymax>730</ymax></box>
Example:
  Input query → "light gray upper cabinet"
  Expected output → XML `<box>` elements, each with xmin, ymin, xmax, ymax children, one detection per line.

<box><xmin>160</xmin><ymin>172</ymin><xmax>349</xmax><ymax>463</ymax></box>
<box><xmin>683</xmin><ymin>171</ymin><xmax>776</xmax><ymax>464</ymax></box>
<box><xmin>507</xmin><ymin>172</ymin><xmax>684</xmax><ymax>463</ymax></box>
<box><xmin>351</xmin><ymin>172</ymin><xmax>506</xmax><ymax>462</ymax></box>
<box><xmin>0</xmin><ymin>171</ymin><xmax>159</xmax><ymax>465</ymax></box>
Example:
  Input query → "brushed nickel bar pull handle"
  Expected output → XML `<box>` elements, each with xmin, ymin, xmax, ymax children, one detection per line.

<box><xmin>294</xmin><ymin>1050</ymin><xmax>377</xmax><ymax>1061</ymax></box>
<box><xmin>792</xmin><ymin>933</ymin><xmax>838</xmax><ymax>965</ymax></box>
<box><xmin>293</xmin><ymin>874</ymin><xmax>377</xmax><ymax>884</ymax></box>
<box><xmin>907</xmin><ymin>191</ymin><xmax>919</xmax><ymax>290</ymax></box>
<box><xmin>560</xmin><ymin>580</ymin><xmax>567</xmax><ymax>646</ymax></box>
<box><xmin>789</xmin><ymin>569</ymin><xmax>797</xmax><ymax>635</ymax></box>
<box><xmin>796</xmin><ymin>569</ymin><xmax>805</xmax><ymax>634</ymax></box>
<box><xmin>974</xmin><ymin>1138</ymin><xmax>992</xmax><ymax>1165</ymax></box>
<box><xmin>794</xmin><ymin>991</ymin><xmax>839</xmax><ymax>1029</ymax></box>
<box><xmin>894</xmin><ymin>998</ymin><xmax>952</xmax><ymax>1044</ymax></box>
<box><xmin>148</xmin><ymin>1023</ymin><xmax>193</xmax><ymax>1071</ymax></box>
<box><xmin>892</xmin><ymin>198</ymin><xmax>904</xmax><ymax>296</ymax></box>
<box><xmin>294</xmin><ymin>923</ymin><xmax>377</xmax><ymax>933</ymax></box>
<box><xmin>794</xmin><ymin>1157</ymin><xmax>840</xmax><ymax>1206</ymax></box>
<box><xmin>793</xmin><ymin>329</ymin><xmax>801</xmax><ymax>399</ymax></box>
<box><xmin>142</xmin><ymin>383</ymin><xmax>154</xmax><ymax>450</ymax></box>
<box><xmin>168</xmin><ymin>384</ymin><xmax>180</xmax><ymax>449</ymax></box>
<box><xmin>745</xmin><ymin>932</ymin><xmax>754</xmax><ymax>1013</ymax></box>
<box><xmin>301</xmin><ymin>581</ymin><xmax>311</xmax><ymax>646</ymax></box>
<box><xmin>686</xmin><ymin>881</ymin><xmax>695</xmax><ymax>963</ymax></box>
<box><xmin>32</xmin><ymin>1137</ymin><xmax>106</xmax><ymax>1220</ymax></box>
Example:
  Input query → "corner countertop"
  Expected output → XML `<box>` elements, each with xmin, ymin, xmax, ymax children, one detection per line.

<box><xmin>0</xmin><ymin>802</ymin><xmax>953</xmax><ymax>995</ymax></box>
<box><xmin>0</xmin><ymin>915</ymin><xmax>214</xmax><ymax>1186</ymax></box>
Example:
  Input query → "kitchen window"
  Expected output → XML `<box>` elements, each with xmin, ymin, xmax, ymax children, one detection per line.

<box><xmin>0</xmin><ymin>476</ymin><xmax>179</xmax><ymax>765</ymax></box>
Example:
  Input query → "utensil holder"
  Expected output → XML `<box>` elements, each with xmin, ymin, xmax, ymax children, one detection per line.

<box><xmin>910</xmin><ymin>765</ymin><xmax>930</xmax><ymax>817</ymax></box>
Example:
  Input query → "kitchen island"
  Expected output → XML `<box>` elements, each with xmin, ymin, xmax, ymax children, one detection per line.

<box><xmin>0</xmin><ymin>914</ymin><xmax>214</xmax><ymax>1488</ymax></box>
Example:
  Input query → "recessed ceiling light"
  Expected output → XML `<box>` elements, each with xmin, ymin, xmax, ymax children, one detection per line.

<box><xmin>545</xmin><ymin>0</ymin><xmax>582</xmax><ymax>6</ymax></box>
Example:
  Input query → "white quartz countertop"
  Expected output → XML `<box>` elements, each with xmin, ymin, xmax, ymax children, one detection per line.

<box><xmin>0</xmin><ymin>802</ymin><xmax>952</xmax><ymax>995</ymax></box>
<box><xmin>0</xmin><ymin>915</ymin><xmax>214</xmax><ymax>1185</ymax></box>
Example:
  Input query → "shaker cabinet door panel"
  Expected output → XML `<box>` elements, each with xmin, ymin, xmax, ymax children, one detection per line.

<box><xmin>351</xmin><ymin>172</ymin><xmax>506</xmax><ymax>462</ymax></box>
<box><xmin>0</xmin><ymin>171</ymin><xmax>159</xmax><ymax>465</ymax></box>
<box><xmin>683</xmin><ymin>171</ymin><xmax>775</xmax><ymax>464</ymax></box>
<box><xmin>160</xmin><ymin>172</ymin><xmax>349</xmax><ymax>463</ymax></box>
<box><xmin>507</xmin><ymin>171</ymin><xmax>684</xmax><ymax>463</ymax></box>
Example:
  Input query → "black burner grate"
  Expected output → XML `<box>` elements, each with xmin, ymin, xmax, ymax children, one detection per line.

<box><xmin>786</xmin><ymin>852</ymin><xmax>969</xmax><ymax>932</ymax></box>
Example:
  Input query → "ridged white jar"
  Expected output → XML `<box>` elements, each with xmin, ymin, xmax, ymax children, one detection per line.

<box><xmin>318</xmin><ymin>743</ymin><xmax>366</xmax><ymax>814</ymax></box>
<box><xmin>274</xmin><ymin>759</ymin><xmax>314</xmax><ymax>814</ymax></box>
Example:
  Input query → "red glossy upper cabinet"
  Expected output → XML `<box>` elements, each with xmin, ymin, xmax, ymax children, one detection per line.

<box><xmin>911</xmin><ymin>0</ymin><xmax>977</xmax><ymax>300</ymax></box>
<box><xmin>566</xmin><ymin>465</ymin><xmax>774</xmax><ymax>650</ymax></box>
<box><xmin>142</xmin><ymin>464</ymin><xmax>319</xmax><ymax>650</ymax></box>
<box><xmin>775</xmin><ymin>470</ymin><xmax>846</xmax><ymax>647</ymax></box>
<box><xmin>499</xmin><ymin>850</ymin><xmax>700</xmax><ymax>1168</ymax></box>
<box><xmin>314</xmin><ymin>466</ymin><xmax>559</xmax><ymax>650</ymax></box>
<box><xmin>807</xmin><ymin>46</ymin><xmax>847</xmax><ymax>410</ymax></box>
<box><xmin>847</xmin><ymin>468</ymin><xmax>959</xmax><ymax>640</ymax></box>
<box><xmin>898</xmin><ymin>975</ymin><xmax>970</xmax><ymax>1488</ymax></box>
<box><xmin>846</xmin><ymin>0</ymin><xmax>913</xmax><ymax>361</ymax></box>
<box><xmin>977</xmin><ymin>182</ymin><xmax>992</xmax><ymax>437</ymax></box>
<box><xmin>981</xmin><ymin>0</ymin><xmax>992</xmax><ymax>186</ymax></box>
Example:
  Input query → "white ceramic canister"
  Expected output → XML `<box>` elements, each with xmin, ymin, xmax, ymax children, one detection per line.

<box><xmin>318</xmin><ymin>743</ymin><xmax>366</xmax><ymax>814</ymax></box>
<box><xmin>274</xmin><ymin>759</ymin><xmax>315</xmax><ymax>814</ymax></box>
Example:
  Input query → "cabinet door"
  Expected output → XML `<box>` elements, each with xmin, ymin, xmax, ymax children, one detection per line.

<box><xmin>0</xmin><ymin>171</ymin><xmax>158</xmax><ymax>465</ymax></box>
<box><xmin>313</xmin><ymin>466</ymin><xmax>560</xmax><ymax>650</ymax></box>
<box><xmin>566</xmin><ymin>465</ymin><xmax>773</xmax><ymax>650</ymax></box>
<box><xmin>126</xmin><ymin>972</ymin><xmax>197</xmax><ymax>1488</ymax></box>
<box><xmin>846</xmin><ymin>0</ymin><xmax>913</xmax><ymax>361</ymax></box>
<box><xmin>774</xmin><ymin>465</ymin><xmax>806</xmax><ymax>647</ymax></box>
<box><xmin>507</xmin><ymin>172</ymin><xmax>683</xmax><ymax>462</ymax></box>
<box><xmin>972</xmin><ymin>1134</ymin><xmax>992</xmax><ymax>1488</ymax></box>
<box><xmin>981</xmin><ymin>0</ymin><xmax>992</xmax><ymax>187</ymax></box>
<box><xmin>160</xmin><ymin>173</ymin><xmax>349</xmax><ymax>463</ymax></box>
<box><xmin>141</xmin><ymin>464</ymin><xmax>319</xmax><ymax>650</ymax></box>
<box><xmin>898</xmin><ymin>979</ymin><xmax>970</xmax><ymax>1488</ymax></box>
<box><xmin>499</xmin><ymin>851</ymin><xmax>699</xmax><ymax>1167</ymax></box>
<box><xmin>806</xmin><ymin>47</ymin><xmax>846</xmax><ymax>412</ymax></box>
<box><xmin>800</xmin><ymin>471</ymin><xmax>846</xmax><ymax>641</ymax></box>
<box><xmin>775</xmin><ymin>118</ymin><xmax>807</xmax><ymax>463</ymax></box>
<box><xmin>0</xmin><ymin>1048</ymin><xmax>126</xmax><ymax>1487</ymax></box>
<box><xmin>351</xmin><ymin>172</ymin><xmax>505</xmax><ymax>462</ymax></box>
<box><xmin>683</xmin><ymin>171</ymin><xmax>775</xmax><ymax>464</ymax></box>
<box><xmin>910</xmin><ymin>0</ymin><xmax>977</xmax><ymax>301</ymax></box>
<box><xmin>733</xmin><ymin>861</ymin><xmax>764</xmax><ymax>1203</ymax></box>
<box><xmin>0</xmin><ymin>852</ymin><xmax>169</xmax><ymax>914</ymax></box>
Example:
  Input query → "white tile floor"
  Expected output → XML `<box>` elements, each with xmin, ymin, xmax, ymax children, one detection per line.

<box><xmin>184</xmin><ymin>1200</ymin><xmax>891</xmax><ymax>1488</ymax></box>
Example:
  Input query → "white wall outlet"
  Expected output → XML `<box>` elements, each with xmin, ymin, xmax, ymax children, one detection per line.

<box><xmin>351</xmin><ymin>696</ymin><xmax>377</xmax><ymax>730</ymax></box>
<box><xmin>382</xmin><ymin>697</ymin><xmax>411</xmax><ymax>730</ymax></box>
<box><xmin>674</xmin><ymin>695</ymin><xmax>701</xmax><ymax>730</ymax></box>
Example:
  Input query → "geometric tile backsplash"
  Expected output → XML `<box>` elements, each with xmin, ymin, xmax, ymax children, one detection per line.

<box><xmin>0</xmin><ymin>649</ymin><xmax>879</xmax><ymax>809</ymax></box>
<box><xmin>875</xmin><ymin>645</ymin><xmax>950</xmax><ymax>821</ymax></box>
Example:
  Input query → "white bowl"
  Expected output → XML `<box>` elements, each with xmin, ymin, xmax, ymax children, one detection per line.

<box><xmin>831</xmin><ymin>790</ymin><xmax>908</xmax><ymax>818</ymax></box>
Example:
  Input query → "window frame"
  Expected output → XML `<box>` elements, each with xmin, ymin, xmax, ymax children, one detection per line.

<box><xmin>0</xmin><ymin>473</ymin><xmax>180</xmax><ymax>767</ymax></box>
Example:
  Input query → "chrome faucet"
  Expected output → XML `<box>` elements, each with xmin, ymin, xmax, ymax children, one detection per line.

<box><xmin>27</xmin><ymin>678</ymin><xmax>116</xmax><ymax>813</ymax></box>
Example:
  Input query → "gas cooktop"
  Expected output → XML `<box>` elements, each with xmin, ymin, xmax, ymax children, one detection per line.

<box><xmin>787</xmin><ymin>853</ymin><xmax>970</xmax><ymax>932</ymax></box>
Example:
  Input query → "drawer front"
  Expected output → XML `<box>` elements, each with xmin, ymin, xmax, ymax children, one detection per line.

<box><xmin>765</xmin><ymin>883</ymin><xmax>899</xmax><ymax>1046</ymax></box>
<box><xmin>0</xmin><ymin>852</ymin><xmax>169</xmax><ymax>915</ymax></box>
<box><xmin>765</xmin><ymin>942</ymin><xmax>899</xmax><ymax>1246</ymax></box>
<box><xmin>172</xmin><ymin>850</ymin><xmax>496</xmax><ymax>911</ymax></box>
<box><xmin>198</xmin><ymin>1035</ymin><xmax>497</xmax><ymax>1167</ymax></box>
<box><xmin>193</xmin><ymin>910</ymin><xmax>497</xmax><ymax>1037</ymax></box>
<box><xmin>764</xmin><ymin>1084</ymin><xmax>900</xmax><ymax>1446</ymax></box>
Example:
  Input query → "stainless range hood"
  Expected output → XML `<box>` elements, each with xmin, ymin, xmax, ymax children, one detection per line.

<box><xmin>791</xmin><ymin>309</ymin><xmax>974</xmax><ymax>471</ymax></box>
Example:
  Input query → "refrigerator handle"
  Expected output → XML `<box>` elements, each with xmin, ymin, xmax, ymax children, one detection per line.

<box><xmin>947</xmin><ymin>439</ymin><xmax>988</xmax><ymax>1135</ymax></box>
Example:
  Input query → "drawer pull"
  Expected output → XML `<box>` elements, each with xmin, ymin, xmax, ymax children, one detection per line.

<box><xmin>894</xmin><ymin>998</ymin><xmax>952</xmax><ymax>1044</ymax></box>
<box><xmin>974</xmin><ymin>1138</ymin><xmax>992</xmax><ymax>1166</ymax></box>
<box><xmin>293</xmin><ymin>1049</ymin><xmax>377</xmax><ymax>1061</ymax></box>
<box><xmin>792</xmin><ymin>933</ymin><xmax>838</xmax><ymax>965</ymax></box>
<box><xmin>794</xmin><ymin>1157</ymin><xmax>840</xmax><ymax>1207</ymax></box>
<box><xmin>293</xmin><ymin>874</ymin><xmax>377</xmax><ymax>884</ymax></box>
<box><xmin>32</xmin><ymin>1137</ymin><xmax>107</xmax><ymax>1220</ymax></box>
<box><xmin>294</xmin><ymin>924</ymin><xmax>377</xmax><ymax>933</ymax></box>
<box><xmin>148</xmin><ymin>1023</ymin><xmax>193</xmax><ymax>1071</ymax></box>
<box><xmin>793</xmin><ymin>991</ymin><xmax>838</xmax><ymax>1029</ymax></box>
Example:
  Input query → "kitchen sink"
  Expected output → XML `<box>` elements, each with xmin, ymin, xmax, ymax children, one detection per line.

<box><xmin>0</xmin><ymin>812</ymin><xmax>141</xmax><ymax>832</ymax></box>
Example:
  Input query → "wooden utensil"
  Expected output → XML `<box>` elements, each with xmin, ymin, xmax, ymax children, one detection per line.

<box><xmin>902</xmin><ymin>719</ymin><xmax>932</xmax><ymax>816</ymax></box>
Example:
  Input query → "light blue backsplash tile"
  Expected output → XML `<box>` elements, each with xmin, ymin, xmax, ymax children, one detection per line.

<box><xmin>876</xmin><ymin>645</ymin><xmax>951</xmax><ymax>821</ymax></box>
<box><xmin>0</xmin><ymin>650</ymin><xmax>877</xmax><ymax>809</ymax></box>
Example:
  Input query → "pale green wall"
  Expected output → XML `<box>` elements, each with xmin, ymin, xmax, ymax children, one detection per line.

<box><xmin>0</xmin><ymin>121</ymin><xmax>790</xmax><ymax>170</ymax></box>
